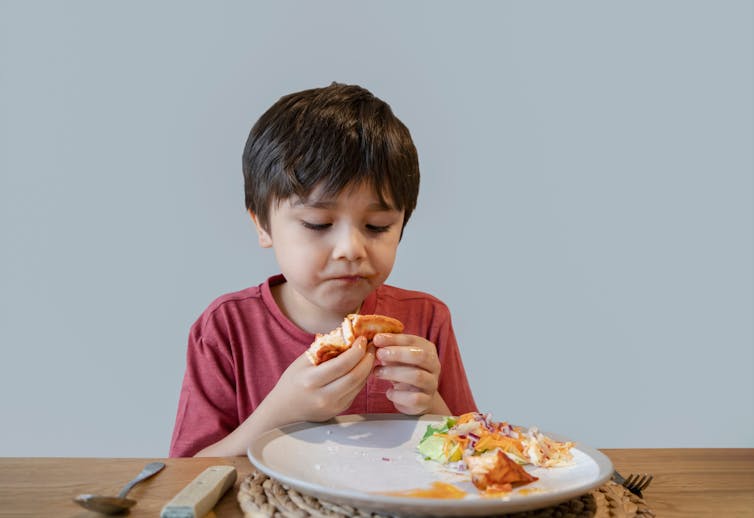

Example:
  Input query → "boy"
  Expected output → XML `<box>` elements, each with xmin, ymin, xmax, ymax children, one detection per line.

<box><xmin>169</xmin><ymin>83</ymin><xmax>477</xmax><ymax>457</ymax></box>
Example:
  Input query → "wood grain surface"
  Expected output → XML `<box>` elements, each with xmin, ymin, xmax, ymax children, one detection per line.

<box><xmin>0</xmin><ymin>449</ymin><xmax>751</xmax><ymax>517</ymax></box>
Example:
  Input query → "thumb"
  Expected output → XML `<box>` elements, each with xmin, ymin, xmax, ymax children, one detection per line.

<box><xmin>309</xmin><ymin>335</ymin><xmax>368</xmax><ymax>378</ymax></box>
<box><xmin>349</xmin><ymin>335</ymin><xmax>368</xmax><ymax>354</ymax></box>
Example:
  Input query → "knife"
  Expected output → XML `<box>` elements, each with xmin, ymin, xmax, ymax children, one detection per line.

<box><xmin>160</xmin><ymin>465</ymin><xmax>237</xmax><ymax>518</ymax></box>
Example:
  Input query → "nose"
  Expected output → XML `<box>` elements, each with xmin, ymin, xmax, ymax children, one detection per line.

<box><xmin>332</xmin><ymin>225</ymin><xmax>366</xmax><ymax>261</ymax></box>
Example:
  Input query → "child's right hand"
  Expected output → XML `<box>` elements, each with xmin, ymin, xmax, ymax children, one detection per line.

<box><xmin>265</xmin><ymin>335</ymin><xmax>375</xmax><ymax>423</ymax></box>
<box><xmin>194</xmin><ymin>336</ymin><xmax>374</xmax><ymax>456</ymax></box>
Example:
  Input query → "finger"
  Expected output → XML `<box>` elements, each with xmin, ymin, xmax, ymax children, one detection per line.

<box><xmin>376</xmin><ymin>345</ymin><xmax>440</xmax><ymax>374</ymax></box>
<box><xmin>374</xmin><ymin>364</ymin><xmax>437</xmax><ymax>393</ymax></box>
<box><xmin>373</xmin><ymin>333</ymin><xmax>435</xmax><ymax>355</ymax></box>
<box><xmin>307</xmin><ymin>336</ymin><xmax>369</xmax><ymax>383</ymax></box>
<box><xmin>372</xmin><ymin>332</ymin><xmax>416</xmax><ymax>347</ymax></box>
<box><xmin>324</xmin><ymin>345</ymin><xmax>376</xmax><ymax>403</ymax></box>
<box><xmin>391</xmin><ymin>382</ymin><xmax>420</xmax><ymax>392</ymax></box>
<box><xmin>386</xmin><ymin>387</ymin><xmax>432</xmax><ymax>415</ymax></box>
<box><xmin>348</xmin><ymin>344</ymin><xmax>377</xmax><ymax>384</ymax></box>
<box><xmin>326</xmin><ymin>338</ymin><xmax>375</xmax><ymax>388</ymax></box>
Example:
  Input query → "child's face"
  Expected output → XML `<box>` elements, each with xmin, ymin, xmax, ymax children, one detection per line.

<box><xmin>253</xmin><ymin>181</ymin><xmax>405</xmax><ymax>329</ymax></box>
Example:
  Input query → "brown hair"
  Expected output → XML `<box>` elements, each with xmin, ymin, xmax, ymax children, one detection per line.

<box><xmin>243</xmin><ymin>83</ymin><xmax>420</xmax><ymax>232</ymax></box>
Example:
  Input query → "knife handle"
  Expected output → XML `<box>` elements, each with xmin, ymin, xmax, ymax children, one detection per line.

<box><xmin>160</xmin><ymin>465</ymin><xmax>237</xmax><ymax>518</ymax></box>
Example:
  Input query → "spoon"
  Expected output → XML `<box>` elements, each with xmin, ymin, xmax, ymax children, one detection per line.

<box><xmin>74</xmin><ymin>461</ymin><xmax>165</xmax><ymax>514</ymax></box>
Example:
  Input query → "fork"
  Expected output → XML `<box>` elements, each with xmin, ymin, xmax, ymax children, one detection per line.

<box><xmin>612</xmin><ymin>470</ymin><xmax>653</xmax><ymax>498</ymax></box>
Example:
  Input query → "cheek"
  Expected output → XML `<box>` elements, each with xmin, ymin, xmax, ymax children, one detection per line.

<box><xmin>275</xmin><ymin>235</ymin><xmax>327</xmax><ymax>275</ymax></box>
<box><xmin>373</xmin><ymin>239</ymin><xmax>400</xmax><ymax>270</ymax></box>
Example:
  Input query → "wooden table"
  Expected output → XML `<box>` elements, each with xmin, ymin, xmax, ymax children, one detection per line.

<box><xmin>1</xmin><ymin>449</ymin><xmax>752</xmax><ymax>517</ymax></box>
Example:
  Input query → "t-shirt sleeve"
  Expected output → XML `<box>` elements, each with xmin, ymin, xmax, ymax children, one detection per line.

<box><xmin>169</xmin><ymin>319</ymin><xmax>238</xmax><ymax>457</ymax></box>
<box><xmin>433</xmin><ymin>308</ymin><xmax>478</xmax><ymax>415</ymax></box>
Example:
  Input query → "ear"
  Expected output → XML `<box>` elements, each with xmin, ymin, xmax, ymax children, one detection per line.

<box><xmin>249</xmin><ymin>210</ymin><xmax>273</xmax><ymax>248</ymax></box>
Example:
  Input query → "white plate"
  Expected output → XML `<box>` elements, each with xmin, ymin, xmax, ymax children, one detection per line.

<box><xmin>247</xmin><ymin>414</ymin><xmax>613</xmax><ymax>516</ymax></box>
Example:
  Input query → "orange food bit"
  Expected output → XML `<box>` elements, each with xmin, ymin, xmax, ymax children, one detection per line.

<box><xmin>381</xmin><ymin>481</ymin><xmax>467</xmax><ymax>499</ymax></box>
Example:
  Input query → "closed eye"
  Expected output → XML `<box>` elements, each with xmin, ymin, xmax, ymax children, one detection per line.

<box><xmin>301</xmin><ymin>221</ymin><xmax>331</xmax><ymax>231</ymax></box>
<box><xmin>366</xmin><ymin>224</ymin><xmax>392</xmax><ymax>233</ymax></box>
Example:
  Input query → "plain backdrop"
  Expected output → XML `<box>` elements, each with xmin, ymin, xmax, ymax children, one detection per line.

<box><xmin>1</xmin><ymin>1</ymin><xmax>752</xmax><ymax>456</ymax></box>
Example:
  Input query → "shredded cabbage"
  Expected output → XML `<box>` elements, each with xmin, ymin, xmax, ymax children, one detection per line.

<box><xmin>417</xmin><ymin>412</ymin><xmax>574</xmax><ymax>468</ymax></box>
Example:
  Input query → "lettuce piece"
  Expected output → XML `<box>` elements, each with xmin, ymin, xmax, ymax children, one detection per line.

<box><xmin>420</xmin><ymin>417</ymin><xmax>456</xmax><ymax>441</ymax></box>
<box><xmin>417</xmin><ymin>417</ymin><xmax>461</xmax><ymax>463</ymax></box>
<box><xmin>417</xmin><ymin>434</ymin><xmax>447</xmax><ymax>462</ymax></box>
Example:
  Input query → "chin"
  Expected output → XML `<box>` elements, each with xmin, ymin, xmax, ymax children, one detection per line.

<box><xmin>328</xmin><ymin>300</ymin><xmax>363</xmax><ymax>315</ymax></box>
<box><xmin>315</xmin><ymin>280</ymin><xmax>377</xmax><ymax>312</ymax></box>
<box><xmin>325</xmin><ymin>293</ymin><xmax>370</xmax><ymax>314</ymax></box>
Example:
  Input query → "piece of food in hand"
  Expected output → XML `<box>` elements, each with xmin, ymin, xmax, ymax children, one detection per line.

<box><xmin>306</xmin><ymin>314</ymin><xmax>404</xmax><ymax>365</ymax></box>
<box><xmin>464</xmin><ymin>449</ymin><xmax>538</xmax><ymax>493</ymax></box>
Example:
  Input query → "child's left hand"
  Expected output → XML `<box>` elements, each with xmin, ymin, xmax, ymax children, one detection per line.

<box><xmin>372</xmin><ymin>333</ymin><xmax>451</xmax><ymax>415</ymax></box>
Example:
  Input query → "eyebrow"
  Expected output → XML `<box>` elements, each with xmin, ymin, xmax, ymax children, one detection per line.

<box><xmin>292</xmin><ymin>198</ymin><xmax>397</xmax><ymax>211</ymax></box>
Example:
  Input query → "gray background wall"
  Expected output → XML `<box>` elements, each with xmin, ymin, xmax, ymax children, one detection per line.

<box><xmin>1</xmin><ymin>1</ymin><xmax>751</xmax><ymax>456</ymax></box>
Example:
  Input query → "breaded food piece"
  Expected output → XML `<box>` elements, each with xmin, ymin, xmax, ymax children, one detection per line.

<box><xmin>306</xmin><ymin>314</ymin><xmax>404</xmax><ymax>365</ymax></box>
<box><xmin>464</xmin><ymin>449</ymin><xmax>539</xmax><ymax>493</ymax></box>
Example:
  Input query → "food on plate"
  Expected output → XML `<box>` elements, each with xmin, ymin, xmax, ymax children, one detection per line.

<box><xmin>382</xmin><ymin>481</ymin><xmax>467</xmax><ymax>499</ymax></box>
<box><xmin>465</xmin><ymin>449</ymin><xmax>538</xmax><ymax>493</ymax></box>
<box><xmin>417</xmin><ymin>412</ymin><xmax>574</xmax><ymax>494</ymax></box>
<box><xmin>306</xmin><ymin>314</ymin><xmax>404</xmax><ymax>365</ymax></box>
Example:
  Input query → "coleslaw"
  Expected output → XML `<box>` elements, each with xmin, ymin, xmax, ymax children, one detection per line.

<box><xmin>418</xmin><ymin>412</ymin><xmax>575</xmax><ymax>469</ymax></box>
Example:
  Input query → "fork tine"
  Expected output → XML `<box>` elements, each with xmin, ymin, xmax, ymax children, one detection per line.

<box><xmin>624</xmin><ymin>473</ymin><xmax>653</xmax><ymax>492</ymax></box>
<box><xmin>637</xmin><ymin>474</ymin><xmax>654</xmax><ymax>491</ymax></box>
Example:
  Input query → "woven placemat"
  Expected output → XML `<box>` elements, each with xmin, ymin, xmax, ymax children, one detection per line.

<box><xmin>237</xmin><ymin>470</ymin><xmax>655</xmax><ymax>518</ymax></box>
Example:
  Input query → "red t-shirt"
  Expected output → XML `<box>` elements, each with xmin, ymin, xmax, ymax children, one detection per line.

<box><xmin>169</xmin><ymin>275</ymin><xmax>477</xmax><ymax>457</ymax></box>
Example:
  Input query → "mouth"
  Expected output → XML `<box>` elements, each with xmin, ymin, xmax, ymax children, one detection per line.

<box><xmin>329</xmin><ymin>275</ymin><xmax>368</xmax><ymax>283</ymax></box>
